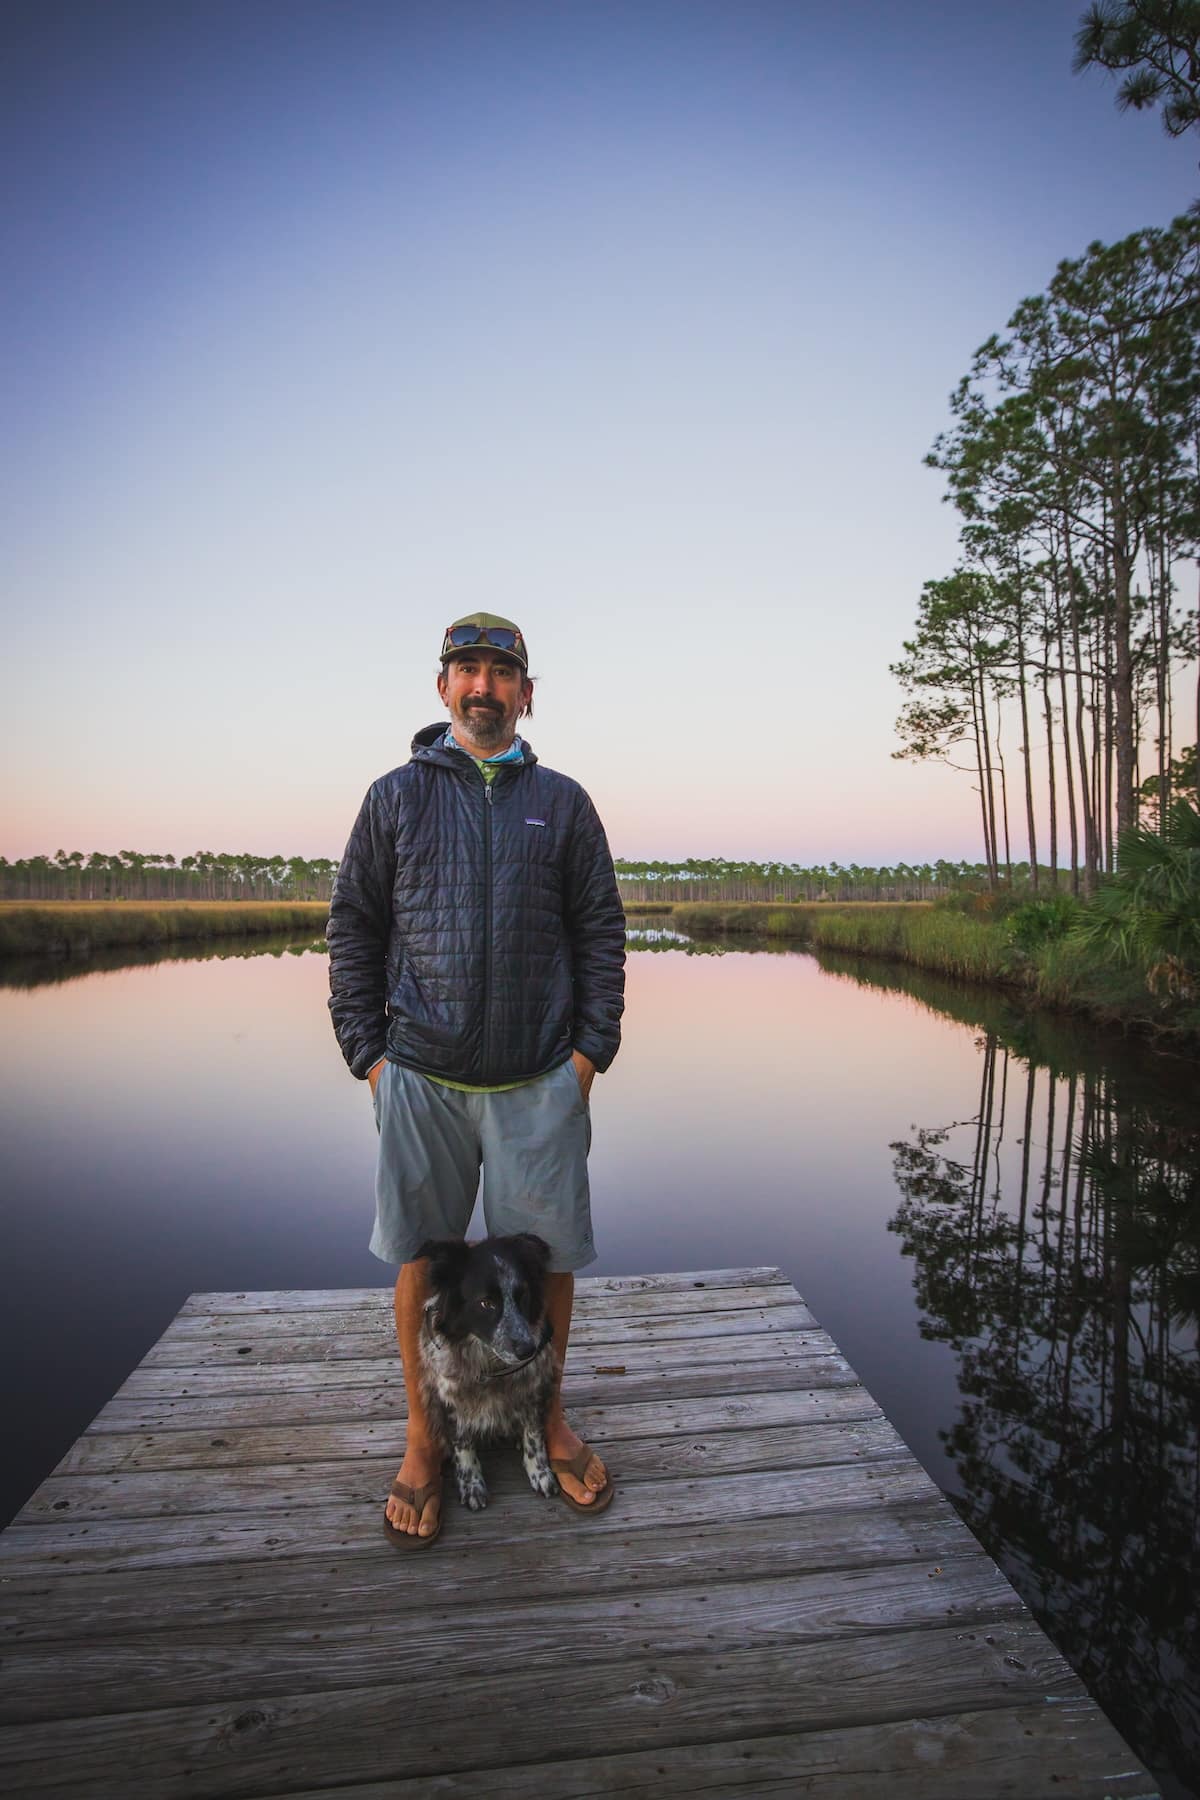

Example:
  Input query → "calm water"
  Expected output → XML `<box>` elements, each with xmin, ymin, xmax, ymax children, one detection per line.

<box><xmin>2</xmin><ymin>932</ymin><xmax>1198</xmax><ymax>1797</ymax></box>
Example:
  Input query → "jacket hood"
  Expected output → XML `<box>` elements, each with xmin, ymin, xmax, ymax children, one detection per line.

<box><xmin>410</xmin><ymin>721</ymin><xmax>538</xmax><ymax>766</ymax></box>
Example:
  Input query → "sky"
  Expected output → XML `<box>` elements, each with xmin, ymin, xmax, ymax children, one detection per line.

<box><xmin>2</xmin><ymin>0</ymin><xmax>1195</xmax><ymax>867</ymax></box>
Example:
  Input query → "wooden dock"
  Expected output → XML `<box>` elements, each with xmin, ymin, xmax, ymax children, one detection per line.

<box><xmin>0</xmin><ymin>1267</ymin><xmax>1156</xmax><ymax>1797</ymax></box>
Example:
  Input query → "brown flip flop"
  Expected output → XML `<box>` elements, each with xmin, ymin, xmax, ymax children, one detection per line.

<box><xmin>383</xmin><ymin>1477</ymin><xmax>443</xmax><ymax>1547</ymax></box>
<box><xmin>550</xmin><ymin>1442</ymin><xmax>614</xmax><ymax>1515</ymax></box>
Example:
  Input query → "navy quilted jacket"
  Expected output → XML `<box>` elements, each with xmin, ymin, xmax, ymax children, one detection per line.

<box><xmin>327</xmin><ymin>724</ymin><xmax>626</xmax><ymax>1085</ymax></box>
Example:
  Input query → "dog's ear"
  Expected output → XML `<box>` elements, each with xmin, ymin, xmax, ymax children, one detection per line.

<box><xmin>507</xmin><ymin>1232</ymin><xmax>552</xmax><ymax>1284</ymax></box>
<box><xmin>415</xmin><ymin>1238</ymin><xmax>472</xmax><ymax>1291</ymax></box>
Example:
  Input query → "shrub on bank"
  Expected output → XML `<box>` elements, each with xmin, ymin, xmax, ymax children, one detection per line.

<box><xmin>1070</xmin><ymin>802</ymin><xmax>1200</xmax><ymax>1000</ymax></box>
<box><xmin>1007</xmin><ymin>894</ymin><xmax>1081</xmax><ymax>952</ymax></box>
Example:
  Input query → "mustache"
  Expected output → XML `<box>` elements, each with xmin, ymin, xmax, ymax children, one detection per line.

<box><xmin>464</xmin><ymin>698</ymin><xmax>503</xmax><ymax>714</ymax></box>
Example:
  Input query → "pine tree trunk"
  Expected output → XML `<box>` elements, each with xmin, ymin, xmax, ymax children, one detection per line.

<box><xmin>969</xmin><ymin>670</ymin><xmax>995</xmax><ymax>881</ymax></box>
<box><xmin>1054</xmin><ymin>568</ymin><xmax>1080</xmax><ymax>895</ymax></box>
<box><xmin>1090</xmin><ymin>634</ymin><xmax>1105</xmax><ymax>879</ymax></box>
<box><xmin>975</xmin><ymin>666</ymin><xmax>999</xmax><ymax>887</ymax></box>
<box><xmin>1155</xmin><ymin>531</ymin><xmax>1170</xmax><ymax>828</ymax></box>
<box><xmin>1067</xmin><ymin>549</ymin><xmax>1098</xmax><ymax>895</ymax></box>
<box><xmin>1015</xmin><ymin>588</ymin><xmax>1038</xmax><ymax>890</ymax></box>
<box><xmin>1110</xmin><ymin>502</ymin><xmax>1137</xmax><ymax>843</ymax></box>
<box><xmin>996</xmin><ymin>726</ymin><xmax>1013</xmax><ymax>886</ymax></box>
<box><xmin>1043</xmin><ymin>656</ymin><xmax>1059</xmax><ymax>888</ymax></box>
<box><xmin>1103</xmin><ymin>606</ymin><xmax>1115</xmax><ymax>873</ymax></box>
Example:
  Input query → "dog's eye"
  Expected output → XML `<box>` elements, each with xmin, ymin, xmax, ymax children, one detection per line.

<box><xmin>476</xmin><ymin>1296</ymin><xmax>494</xmax><ymax>1311</ymax></box>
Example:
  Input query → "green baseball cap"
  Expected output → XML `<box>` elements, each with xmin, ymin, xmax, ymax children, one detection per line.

<box><xmin>440</xmin><ymin>612</ymin><xmax>528</xmax><ymax>670</ymax></box>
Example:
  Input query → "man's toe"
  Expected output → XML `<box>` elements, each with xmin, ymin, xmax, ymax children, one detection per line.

<box><xmin>387</xmin><ymin>1492</ymin><xmax>427</xmax><ymax>1533</ymax></box>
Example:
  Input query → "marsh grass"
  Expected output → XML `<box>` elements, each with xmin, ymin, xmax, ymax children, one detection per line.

<box><xmin>672</xmin><ymin>899</ymin><xmax>932</xmax><ymax>938</ymax></box>
<box><xmin>0</xmin><ymin>901</ymin><xmax>331</xmax><ymax>958</ymax></box>
<box><xmin>808</xmin><ymin>905</ymin><xmax>1015</xmax><ymax>982</ymax></box>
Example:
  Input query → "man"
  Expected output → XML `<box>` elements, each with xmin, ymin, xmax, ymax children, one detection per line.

<box><xmin>327</xmin><ymin>612</ymin><xmax>626</xmax><ymax>1543</ymax></box>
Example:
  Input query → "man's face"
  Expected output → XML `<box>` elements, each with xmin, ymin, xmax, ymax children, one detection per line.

<box><xmin>438</xmin><ymin>649</ymin><xmax>531</xmax><ymax>753</ymax></box>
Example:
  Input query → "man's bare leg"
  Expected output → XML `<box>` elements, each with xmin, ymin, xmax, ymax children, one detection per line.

<box><xmin>385</xmin><ymin>1260</ymin><xmax>443</xmax><ymax>1537</ymax></box>
<box><xmin>543</xmin><ymin>1271</ymin><xmax>608</xmax><ymax>1504</ymax></box>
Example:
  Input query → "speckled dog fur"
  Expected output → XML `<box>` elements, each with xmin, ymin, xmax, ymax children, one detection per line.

<box><xmin>416</xmin><ymin>1234</ymin><xmax>559</xmax><ymax>1511</ymax></box>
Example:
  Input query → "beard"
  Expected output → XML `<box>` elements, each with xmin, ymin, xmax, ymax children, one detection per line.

<box><xmin>457</xmin><ymin>701</ymin><xmax>509</xmax><ymax>751</ymax></box>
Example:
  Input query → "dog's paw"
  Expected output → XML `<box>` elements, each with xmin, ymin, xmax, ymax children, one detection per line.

<box><xmin>521</xmin><ymin>1434</ymin><xmax>559</xmax><ymax>1498</ymax></box>
<box><xmin>526</xmin><ymin>1462</ymin><xmax>560</xmax><ymax>1498</ymax></box>
<box><xmin>454</xmin><ymin>1448</ymin><xmax>489</xmax><ymax>1511</ymax></box>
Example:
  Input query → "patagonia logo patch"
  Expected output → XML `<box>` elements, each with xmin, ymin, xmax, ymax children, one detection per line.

<box><xmin>525</xmin><ymin>817</ymin><xmax>546</xmax><ymax>827</ymax></box>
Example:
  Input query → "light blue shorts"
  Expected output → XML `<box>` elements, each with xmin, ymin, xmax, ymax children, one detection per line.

<box><xmin>371</xmin><ymin>1059</ymin><xmax>596</xmax><ymax>1272</ymax></box>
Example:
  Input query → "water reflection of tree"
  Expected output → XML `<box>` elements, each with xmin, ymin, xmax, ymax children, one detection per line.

<box><xmin>623</xmin><ymin>929</ymin><xmax>737</xmax><ymax>955</ymax></box>
<box><xmin>890</xmin><ymin>1043</ymin><xmax>1200</xmax><ymax>1794</ymax></box>
<box><xmin>6</xmin><ymin>920</ymin><xmax>740</xmax><ymax>989</ymax></box>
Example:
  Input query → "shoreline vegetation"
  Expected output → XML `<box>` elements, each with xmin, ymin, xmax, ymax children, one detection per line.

<box><xmin>667</xmin><ymin>898</ymin><xmax>1200</xmax><ymax>1049</ymax></box>
<box><xmin>0</xmin><ymin>901</ymin><xmax>331</xmax><ymax>958</ymax></box>
<box><xmin>4</xmin><ymin>895</ymin><xmax>1197</xmax><ymax>1050</ymax></box>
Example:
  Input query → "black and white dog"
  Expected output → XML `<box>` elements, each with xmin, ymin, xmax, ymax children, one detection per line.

<box><xmin>416</xmin><ymin>1233</ymin><xmax>560</xmax><ymax>1511</ymax></box>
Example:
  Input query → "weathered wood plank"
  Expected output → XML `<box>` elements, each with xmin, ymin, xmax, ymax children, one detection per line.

<box><xmin>133</xmin><ymin>1303</ymin><xmax>820</xmax><ymax>1369</ymax></box>
<box><xmin>580</xmin><ymin>1267</ymin><xmax>790</xmax><ymax>1295</ymax></box>
<box><xmin>111</xmin><ymin>1322</ymin><xmax>836</xmax><ymax>1390</ymax></box>
<box><xmin>0</xmin><ymin>1489</ymin><xmax>958</xmax><ymax>1638</ymax></box>
<box><xmin>0</xmin><ymin>1620</ymin><xmax>1091</xmax><ymax>1800</ymax></box>
<box><xmin>278</xmin><ymin>1704</ymin><xmax>1158</xmax><ymax>1799</ymax></box>
<box><xmin>177</xmin><ymin>1267</ymin><xmax>791</xmax><ymax>1316</ymax></box>
<box><xmin>9</xmin><ymin>1440</ymin><xmax>926</xmax><ymax>1534</ymax></box>
<box><xmin>1</xmin><ymin>1557</ymin><xmax>1022</xmax><ymax>1724</ymax></box>
<box><xmin>90</xmin><ymin>1332</ymin><xmax>842</xmax><ymax>1428</ymax></box>
<box><xmin>0</xmin><ymin>1432</ymin><xmax>934</xmax><ymax>1574</ymax></box>
<box><xmin>163</xmin><ymin>1283</ymin><xmax>806</xmax><ymax>1340</ymax></box>
<box><xmin>61</xmin><ymin>1363</ymin><xmax>867</xmax><ymax>1474</ymax></box>
<box><xmin>31</xmin><ymin>1389</ymin><xmax>886</xmax><ymax>1502</ymax></box>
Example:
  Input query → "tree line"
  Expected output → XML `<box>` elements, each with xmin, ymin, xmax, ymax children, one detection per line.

<box><xmin>3</xmin><ymin>849</ymin><xmax>1019</xmax><ymax>906</ymax></box>
<box><xmin>615</xmin><ymin>858</ymin><xmax>1025</xmax><ymax>902</ymax></box>
<box><xmin>0</xmin><ymin>850</ymin><xmax>339</xmax><ymax>903</ymax></box>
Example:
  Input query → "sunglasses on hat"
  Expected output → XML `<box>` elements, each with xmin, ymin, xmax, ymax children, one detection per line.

<box><xmin>441</xmin><ymin>615</ymin><xmax>528</xmax><ymax>667</ymax></box>
<box><xmin>444</xmin><ymin>624</ymin><xmax>522</xmax><ymax>653</ymax></box>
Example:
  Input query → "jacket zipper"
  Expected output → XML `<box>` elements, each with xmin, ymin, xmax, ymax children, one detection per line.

<box><xmin>482</xmin><ymin>775</ymin><xmax>494</xmax><ymax>1079</ymax></box>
